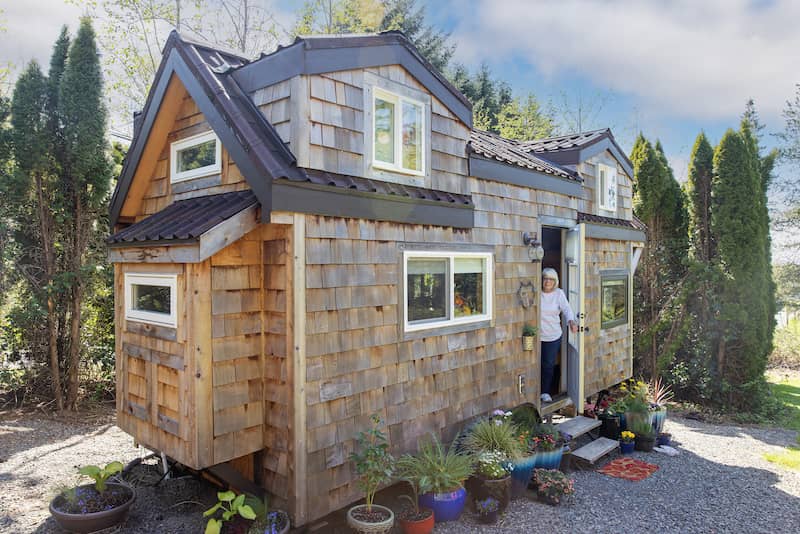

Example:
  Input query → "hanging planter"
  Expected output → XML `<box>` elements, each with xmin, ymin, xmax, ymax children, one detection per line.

<box><xmin>522</xmin><ymin>324</ymin><xmax>537</xmax><ymax>351</ymax></box>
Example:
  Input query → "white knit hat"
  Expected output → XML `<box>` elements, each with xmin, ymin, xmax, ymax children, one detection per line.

<box><xmin>542</xmin><ymin>267</ymin><xmax>559</xmax><ymax>286</ymax></box>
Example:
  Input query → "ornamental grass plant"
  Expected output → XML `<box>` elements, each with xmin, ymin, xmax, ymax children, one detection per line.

<box><xmin>396</xmin><ymin>433</ymin><xmax>474</xmax><ymax>494</ymax></box>
<box><xmin>464</xmin><ymin>413</ymin><xmax>525</xmax><ymax>460</ymax></box>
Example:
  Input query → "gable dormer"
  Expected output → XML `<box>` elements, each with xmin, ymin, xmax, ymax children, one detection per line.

<box><xmin>520</xmin><ymin>129</ymin><xmax>635</xmax><ymax>221</ymax></box>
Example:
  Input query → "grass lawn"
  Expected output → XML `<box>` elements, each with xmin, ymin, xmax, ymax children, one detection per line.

<box><xmin>764</xmin><ymin>371</ymin><xmax>800</xmax><ymax>470</ymax></box>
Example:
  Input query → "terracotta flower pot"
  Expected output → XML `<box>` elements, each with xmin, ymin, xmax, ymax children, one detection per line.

<box><xmin>398</xmin><ymin>508</ymin><xmax>434</xmax><ymax>534</ymax></box>
<box><xmin>49</xmin><ymin>483</ymin><xmax>135</xmax><ymax>533</ymax></box>
<box><xmin>346</xmin><ymin>504</ymin><xmax>394</xmax><ymax>534</ymax></box>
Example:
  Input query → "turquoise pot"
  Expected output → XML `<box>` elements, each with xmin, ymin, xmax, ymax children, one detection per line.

<box><xmin>536</xmin><ymin>447</ymin><xmax>564</xmax><ymax>470</ymax></box>
<box><xmin>511</xmin><ymin>455</ymin><xmax>537</xmax><ymax>497</ymax></box>
<box><xmin>650</xmin><ymin>407</ymin><xmax>667</xmax><ymax>434</ymax></box>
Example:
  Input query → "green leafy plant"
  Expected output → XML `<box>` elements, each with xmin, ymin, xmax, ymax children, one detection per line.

<box><xmin>348</xmin><ymin>414</ymin><xmax>394</xmax><ymax>513</ymax></box>
<box><xmin>464</xmin><ymin>417</ymin><xmax>525</xmax><ymax>459</ymax></box>
<box><xmin>522</xmin><ymin>323</ymin><xmax>538</xmax><ymax>337</ymax></box>
<box><xmin>396</xmin><ymin>433</ymin><xmax>473</xmax><ymax>494</ymax></box>
<box><xmin>630</xmin><ymin>419</ymin><xmax>655</xmax><ymax>439</ymax></box>
<box><xmin>78</xmin><ymin>461</ymin><xmax>123</xmax><ymax>492</ymax></box>
<box><xmin>511</xmin><ymin>403</ymin><xmax>542</xmax><ymax>430</ymax></box>
<box><xmin>203</xmin><ymin>491</ymin><xmax>257</xmax><ymax>534</ymax></box>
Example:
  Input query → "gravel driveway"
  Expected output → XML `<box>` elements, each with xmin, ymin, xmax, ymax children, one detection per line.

<box><xmin>1</xmin><ymin>408</ymin><xmax>798</xmax><ymax>533</ymax></box>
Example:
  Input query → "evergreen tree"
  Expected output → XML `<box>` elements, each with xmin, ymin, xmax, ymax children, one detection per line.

<box><xmin>59</xmin><ymin>18</ymin><xmax>113</xmax><ymax>409</ymax></box>
<box><xmin>686</xmin><ymin>132</ymin><xmax>714</xmax><ymax>261</ymax></box>
<box><xmin>379</xmin><ymin>0</ymin><xmax>454</xmax><ymax>72</ymax></box>
<box><xmin>497</xmin><ymin>94</ymin><xmax>557</xmax><ymax>141</ymax></box>
<box><xmin>630</xmin><ymin>134</ymin><xmax>688</xmax><ymax>378</ymax></box>
<box><xmin>8</xmin><ymin>61</ymin><xmax>64</xmax><ymax>410</ymax></box>
<box><xmin>710</xmin><ymin>127</ymin><xmax>770</xmax><ymax>403</ymax></box>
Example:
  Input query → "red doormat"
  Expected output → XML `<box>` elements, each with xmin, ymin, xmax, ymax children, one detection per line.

<box><xmin>598</xmin><ymin>458</ymin><xmax>659</xmax><ymax>482</ymax></box>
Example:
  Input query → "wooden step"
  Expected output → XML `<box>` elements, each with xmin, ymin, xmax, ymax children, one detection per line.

<box><xmin>556</xmin><ymin>415</ymin><xmax>601</xmax><ymax>441</ymax></box>
<box><xmin>571</xmin><ymin>437</ymin><xmax>619</xmax><ymax>464</ymax></box>
<box><xmin>540</xmin><ymin>395</ymin><xmax>573</xmax><ymax>416</ymax></box>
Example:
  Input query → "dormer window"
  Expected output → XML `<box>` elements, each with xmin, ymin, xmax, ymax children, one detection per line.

<box><xmin>372</xmin><ymin>88</ymin><xmax>425</xmax><ymax>176</ymax></box>
<box><xmin>598</xmin><ymin>163</ymin><xmax>618</xmax><ymax>213</ymax></box>
<box><xmin>170</xmin><ymin>131</ymin><xmax>221</xmax><ymax>183</ymax></box>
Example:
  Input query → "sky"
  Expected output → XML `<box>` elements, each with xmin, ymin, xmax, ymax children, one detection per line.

<box><xmin>1</xmin><ymin>0</ymin><xmax>797</xmax><ymax>253</ymax></box>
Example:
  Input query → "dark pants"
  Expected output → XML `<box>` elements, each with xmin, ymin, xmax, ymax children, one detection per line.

<box><xmin>541</xmin><ymin>337</ymin><xmax>562</xmax><ymax>396</ymax></box>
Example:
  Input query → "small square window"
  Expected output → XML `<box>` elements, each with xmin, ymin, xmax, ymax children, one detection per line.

<box><xmin>124</xmin><ymin>273</ymin><xmax>178</xmax><ymax>328</ymax></box>
<box><xmin>372</xmin><ymin>88</ymin><xmax>425</xmax><ymax>176</ymax></box>
<box><xmin>601</xmin><ymin>273</ymin><xmax>628</xmax><ymax>329</ymax></box>
<box><xmin>404</xmin><ymin>251</ymin><xmax>492</xmax><ymax>332</ymax></box>
<box><xmin>170</xmin><ymin>131</ymin><xmax>221</xmax><ymax>183</ymax></box>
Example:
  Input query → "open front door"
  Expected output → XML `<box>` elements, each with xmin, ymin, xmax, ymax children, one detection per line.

<box><xmin>565</xmin><ymin>224</ymin><xmax>585</xmax><ymax>408</ymax></box>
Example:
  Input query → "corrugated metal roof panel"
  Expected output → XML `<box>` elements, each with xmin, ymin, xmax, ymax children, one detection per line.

<box><xmin>109</xmin><ymin>190</ymin><xmax>257</xmax><ymax>245</ymax></box>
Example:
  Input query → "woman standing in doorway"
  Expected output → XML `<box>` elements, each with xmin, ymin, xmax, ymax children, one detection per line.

<box><xmin>540</xmin><ymin>268</ymin><xmax>578</xmax><ymax>403</ymax></box>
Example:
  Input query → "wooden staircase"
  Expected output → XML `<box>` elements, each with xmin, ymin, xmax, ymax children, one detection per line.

<box><xmin>555</xmin><ymin>415</ymin><xmax>618</xmax><ymax>466</ymax></box>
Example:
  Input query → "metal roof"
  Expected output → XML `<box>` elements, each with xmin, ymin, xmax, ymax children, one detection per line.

<box><xmin>519</xmin><ymin>128</ymin><xmax>610</xmax><ymax>153</ymax></box>
<box><xmin>577</xmin><ymin>211</ymin><xmax>645</xmax><ymax>231</ymax></box>
<box><xmin>284</xmin><ymin>168</ymin><xmax>472</xmax><ymax>206</ymax></box>
<box><xmin>108</xmin><ymin>190</ymin><xmax>257</xmax><ymax>245</ymax></box>
<box><xmin>469</xmin><ymin>129</ymin><xmax>580</xmax><ymax>181</ymax></box>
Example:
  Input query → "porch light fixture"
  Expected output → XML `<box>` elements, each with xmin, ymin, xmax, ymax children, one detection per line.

<box><xmin>522</xmin><ymin>231</ymin><xmax>545</xmax><ymax>262</ymax></box>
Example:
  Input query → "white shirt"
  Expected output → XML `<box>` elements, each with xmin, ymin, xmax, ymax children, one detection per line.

<box><xmin>540</xmin><ymin>288</ymin><xmax>576</xmax><ymax>342</ymax></box>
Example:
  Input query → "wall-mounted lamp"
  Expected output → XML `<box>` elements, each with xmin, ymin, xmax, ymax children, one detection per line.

<box><xmin>522</xmin><ymin>231</ymin><xmax>545</xmax><ymax>262</ymax></box>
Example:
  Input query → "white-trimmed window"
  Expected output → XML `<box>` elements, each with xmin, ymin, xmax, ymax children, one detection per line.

<box><xmin>170</xmin><ymin>131</ymin><xmax>221</xmax><ymax>183</ymax></box>
<box><xmin>403</xmin><ymin>251</ymin><xmax>493</xmax><ymax>332</ymax></box>
<box><xmin>124</xmin><ymin>273</ymin><xmax>178</xmax><ymax>328</ymax></box>
<box><xmin>598</xmin><ymin>163</ymin><xmax>618</xmax><ymax>213</ymax></box>
<box><xmin>372</xmin><ymin>88</ymin><xmax>425</xmax><ymax>176</ymax></box>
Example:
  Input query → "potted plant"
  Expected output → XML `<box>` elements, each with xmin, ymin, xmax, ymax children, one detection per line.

<box><xmin>608</xmin><ymin>397</ymin><xmax>628</xmax><ymax>430</ymax></box>
<box><xmin>49</xmin><ymin>461</ymin><xmax>136</xmax><ymax>533</ymax></box>
<box><xmin>657</xmin><ymin>432</ymin><xmax>672</xmax><ymax>447</ymax></box>
<box><xmin>394</xmin><ymin>458</ymin><xmax>435</xmax><ymax>534</ymax></box>
<box><xmin>475</xmin><ymin>497</ymin><xmax>499</xmax><ymax>525</ymax></box>
<box><xmin>630</xmin><ymin>420</ymin><xmax>656</xmax><ymax>452</ymax></box>
<box><xmin>619</xmin><ymin>431</ymin><xmax>636</xmax><ymax>454</ymax></box>
<box><xmin>622</xmin><ymin>379</ymin><xmax>650</xmax><ymax>431</ymax></box>
<box><xmin>464</xmin><ymin>411</ymin><xmax>525</xmax><ymax>501</ymax></box>
<box><xmin>203</xmin><ymin>491</ymin><xmax>257</xmax><ymax>534</ymax></box>
<box><xmin>239</xmin><ymin>494</ymin><xmax>291</xmax><ymax>534</ymax></box>
<box><xmin>346</xmin><ymin>415</ymin><xmax>395</xmax><ymax>534</ymax></box>
<box><xmin>509</xmin><ymin>404</ymin><xmax>541</xmax><ymax>497</ymax></box>
<box><xmin>522</xmin><ymin>323</ymin><xmax>537</xmax><ymax>351</ymax></box>
<box><xmin>531</xmin><ymin>469</ymin><xmax>575</xmax><ymax>505</ymax></box>
<box><xmin>468</xmin><ymin>450</ymin><xmax>513</xmax><ymax>512</ymax></box>
<box><xmin>530</xmin><ymin>423</ymin><xmax>564</xmax><ymax>470</ymax></box>
<box><xmin>408</xmin><ymin>433</ymin><xmax>473</xmax><ymax>523</ymax></box>
<box><xmin>649</xmin><ymin>377</ymin><xmax>674</xmax><ymax>434</ymax></box>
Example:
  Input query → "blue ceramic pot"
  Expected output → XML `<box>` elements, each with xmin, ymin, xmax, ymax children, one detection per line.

<box><xmin>619</xmin><ymin>413</ymin><xmax>627</xmax><ymax>431</ymax></box>
<box><xmin>651</xmin><ymin>407</ymin><xmax>667</xmax><ymax>434</ymax></box>
<box><xmin>511</xmin><ymin>455</ymin><xmax>537</xmax><ymax>497</ymax></box>
<box><xmin>656</xmin><ymin>433</ymin><xmax>671</xmax><ymax>447</ymax></box>
<box><xmin>419</xmin><ymin>487</ymin><xmax>466</xmax><ymax>523</ymax></box>
<box><xmin>536</xmin><ymin>447</ymin><xmax>564</xmax><ymax>470</ymax></box>
<box><xmin>620</xmin><ymin>441</ymin><xmax>635</xmax><ymax>454</ymax></box>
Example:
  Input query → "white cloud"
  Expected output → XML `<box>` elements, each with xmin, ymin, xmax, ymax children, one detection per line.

<box><xmin>449</xmin><ymin>0</ymin><xmax>800</xmax><ymax>121</ymax></box>
<box><xmin>0</xmin><ymin>0</ymin><xmax>83</xmax><ymax>71</ymax></box>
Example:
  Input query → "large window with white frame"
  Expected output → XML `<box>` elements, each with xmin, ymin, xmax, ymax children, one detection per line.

<box><xmin>170</xmin><ymin>130</ymin><xmax>221</xmax><ymax>183</ymax></box>
<box><xmin>124</xmin><ymin>273</ymin><xmax>178</xmax><ymax>328</ymax></box>
<box><xmin>372</xmin><ymin>87</ymin><xmax>425</xmax><ymax>176</ymax></box>
<box><xmin>597</xmin><ymin>163</ymin><xmax>618</xmax><ymax>213</ymax></box>
<box><xmin>403</xmin><ymin>251</ymin><xmax>493</xmax><ymax>332</ymax></box>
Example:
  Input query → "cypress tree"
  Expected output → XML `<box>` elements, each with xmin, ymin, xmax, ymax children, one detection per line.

<box><xmin>59</xmin><ymin>18</ymin><xmax>112</xmax><ymax>409</ymax></box>
<box><xmin>710</xmin><ymin>128</ymin><xmax>769</xmax><ymax>402</ymax></box>
<box><xmin>630</xmin><ymin>134</ymin><xmax>688</xmax><ymax>378</ymax></box>
<box><xmin>686</xmin><ymin>133</ymin><xmax>715</xmax><ymax>261</ymax></box>
<box><xmin>9</xmin><ymin>61</ymin><xmax>64</xmax><ymax>410</ymax></box>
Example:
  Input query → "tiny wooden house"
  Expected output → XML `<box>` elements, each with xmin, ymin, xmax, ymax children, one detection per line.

<box><xmin>109</xmin><ymin>31</ymin><xmax>645</xmax><ymax>525</ymax></box>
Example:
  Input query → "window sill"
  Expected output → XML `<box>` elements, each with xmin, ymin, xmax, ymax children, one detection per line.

<box><xmin>402</xmin><ymin>319</ymin><xmax>492</xmax><ymax>341</ymax></box>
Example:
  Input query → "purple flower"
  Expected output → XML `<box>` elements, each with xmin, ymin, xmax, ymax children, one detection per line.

<box><xmin>492</xmin><ymin>409</ymin><xmax>505</xmax><ymax>416</ymax></box>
